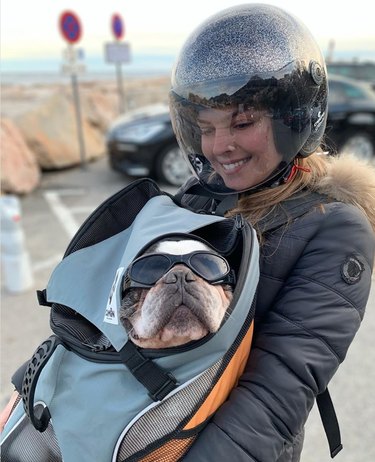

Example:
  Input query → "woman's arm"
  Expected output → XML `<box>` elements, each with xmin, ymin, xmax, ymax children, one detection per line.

<box><xmin>182</xmin><ymin>203</ymin><xmax>374</xmax><ymax>461</ymax></box>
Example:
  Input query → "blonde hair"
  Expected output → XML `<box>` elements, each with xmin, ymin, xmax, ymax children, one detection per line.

<box><xmin>227</xmin><ymin>152</ymin><xmax>329</xmax><ymax>235</ymax></box>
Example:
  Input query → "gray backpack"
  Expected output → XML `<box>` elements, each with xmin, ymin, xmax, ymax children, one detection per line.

<box><xmin>1</xmin><ymin>179</ymin><xmax>259</xmax><ymax>462</ymax></box>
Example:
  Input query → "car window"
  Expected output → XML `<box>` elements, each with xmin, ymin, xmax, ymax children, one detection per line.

<box><xmin>329</xmin><ymin>80</ymin><xmax>373</xmax><ymax>104</ymax></box>
<box><xmin>327</xmin><ymin>63</ymin><xmax>375</xmax><ymax>83</ymax></box>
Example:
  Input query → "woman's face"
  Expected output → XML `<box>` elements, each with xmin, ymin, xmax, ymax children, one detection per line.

<box><xmin>197</xmin><ymin>106</ymin><xmax>282</xmax><ymax>191</ymax></box>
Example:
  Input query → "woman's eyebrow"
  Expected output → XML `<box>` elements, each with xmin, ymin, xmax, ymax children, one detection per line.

<box><xmin>197</xmin><ymin>111</ymin><xmax>237</xmax><ymax>125</ymax></box>
<box><xmin>196</xmin><ymin>117</ymin><xmax>212</xmax><ymax>125</ymax></box>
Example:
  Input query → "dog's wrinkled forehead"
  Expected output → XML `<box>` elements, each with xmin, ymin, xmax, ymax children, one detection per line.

<box><xmin>145</xmin><ymin>239</ymin><xmax>214</xmax><ymax>255</ymax></box>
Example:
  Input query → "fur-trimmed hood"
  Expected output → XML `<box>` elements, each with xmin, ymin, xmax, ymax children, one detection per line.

<box><xmin>314</xmin><ymin>155</ymin><xmax>375</xmax><ymax>233</ymax></box>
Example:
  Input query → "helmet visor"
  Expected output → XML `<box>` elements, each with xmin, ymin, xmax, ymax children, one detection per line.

<box><xmin>170</xmin><ymin>69</ymin><xmax>325</xmax><ymax>194</ymax></box>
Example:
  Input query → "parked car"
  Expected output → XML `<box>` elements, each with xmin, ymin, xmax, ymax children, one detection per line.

<box><xmin>327</xmin><ymin>61</ymin><xmax>375</xmax><ymax>90</ymax></box>
<box><xmin>106</xmin><ymin>76</ymin><xmax>375</xmax><ymax>186</ymax></box>
<box><xmin>106</xmin><ymin>104</ymin><xmax>191</xmax><ymax>186</ymax></box>
<box><xmin>325</xmin><ymin>75</ymin><xmax>375</xmax><ymax>161</ymax></box>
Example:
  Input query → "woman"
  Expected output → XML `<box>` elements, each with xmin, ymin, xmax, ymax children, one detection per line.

<box><xmin>169</xmin><ymin>4</ymin><xmax>375</xmax><ymax>461</ymax></box>
<box><xmin>1</xmin><ymin>4</ymin><xmax>374</xmax><ymax>461</ymax></box>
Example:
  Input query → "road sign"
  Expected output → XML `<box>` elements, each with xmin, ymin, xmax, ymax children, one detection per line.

<box><xmin>59</xmin><ymin>11</ymin><xmax>82</xmax><ymax>44</ymax></box>
<box><xmin>111</xmin><ymin>13</ymin><xmax>124</xmax><ymax>40</ymax></box>
<box><xmin>105</xmin><ymin>42</ymin><xmax>131</xmax><ymax>63</ymax></box>
<box><xmin>61</xmin><ymin>47</ymin><xmax>86</xmax><ymax>75</ymax></box>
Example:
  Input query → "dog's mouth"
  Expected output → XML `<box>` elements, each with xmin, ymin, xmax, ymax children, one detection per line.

<box><xmin>127</xmin><ymin>299</ymin><xmax>211</xmax><ymax>346</ymax></box>
<box><xmin>157</xmin><ymin>304</ymin><xmax>209</xmax><ymax>343</ymax></box>
<box><xmin>121</xmin><ymin>283</ymin><xmax>225</xmax><ymax>348</ymax></box>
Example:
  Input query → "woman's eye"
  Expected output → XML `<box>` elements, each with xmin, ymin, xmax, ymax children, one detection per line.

<box><xmin>199</xmin><ymin>127</ymin><xmax>214</xmax><ymax>135</ymax></box>
<box><xmin>233</xmin><ymin>121</ymin><xmax>253</xmax><ymax>130</ymax></box>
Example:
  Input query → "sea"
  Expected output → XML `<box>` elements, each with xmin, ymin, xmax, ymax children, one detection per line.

<box><xmin>1</xmin><ymin>53</ymin><xmax>176</xmax><ymax>85</ymax></box>
<box><xmin>2</xmin><ymin>49</ymin><xmax>375</xmax><ymax>86</ymax></box>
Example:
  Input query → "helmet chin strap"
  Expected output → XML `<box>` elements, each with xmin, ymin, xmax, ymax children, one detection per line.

<box><xmin>247</xmin><ymin>157</ymin><xmax>311</xmax><ymax>193</ymax></box>
<box><xmin>235</xmin><ymin>161</ymin><xmax>293</xmax><ymax>195</ymax></box>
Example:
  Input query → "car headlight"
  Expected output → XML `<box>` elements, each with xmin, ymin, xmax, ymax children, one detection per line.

<box><xmin>113</xmin><ymin>122</ymin><xmax>165</xmax><ymax>143</ymax></box>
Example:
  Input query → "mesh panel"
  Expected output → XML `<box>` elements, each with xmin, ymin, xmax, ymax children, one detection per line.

<box><xmin>116</xmin><ymin>360</ymin><xmax>222</xmax><ymax>461</ymax></box>
<box><xmin>1</xmin><ymin>406</ymin><xmax>62</xmax><ymax>462</ymax></box>
<box><xmin>137</xmin><ymin>436</ymin><xmax>196</xmax><ymax>462</ymax></box>
<box><xmin>50</xmin><ymin>303</ymin><xmax>114</xmax><ymax>350</ymax></box>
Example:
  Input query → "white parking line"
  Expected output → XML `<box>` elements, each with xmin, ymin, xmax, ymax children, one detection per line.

<box><xmin>32</xmin><ymin>254</ymin><xmax>63</xmax><ymax>272</ymax></box>
<box><xmin>31</xmin><ymin>189</ymin><xmax>91</xmax><ymax>272</ymax></box>
<box><xmin>70</xmin><ymin>206</ymin><xmax>95</xmax><ymax>214</ymax></box>
<box><xmin>43</xmin><ymin>190</ymin><xmax>82</xmax><ymax>239</ymax></box>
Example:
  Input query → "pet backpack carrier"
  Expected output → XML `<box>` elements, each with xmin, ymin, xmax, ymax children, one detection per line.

<box><xmin>1</xmin><ymin>179</ymin><xmax>259</xmax><ymax>462</ymax></box>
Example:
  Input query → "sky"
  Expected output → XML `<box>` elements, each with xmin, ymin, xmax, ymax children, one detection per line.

<box><xmin>2</xmin><ymin>0</ymin><xmax>375</xmax><ymax>71</ymax></box>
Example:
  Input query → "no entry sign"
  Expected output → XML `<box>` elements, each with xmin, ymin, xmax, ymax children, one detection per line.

<box><xmin>111</xmin><ymin>13</ymin><xmax>124</xmax><ymax>40</ymax></box>
<box><xmin>59</xmin><ymin>11</ymin><xmax>82</xmax><ymax>44</ymax></box>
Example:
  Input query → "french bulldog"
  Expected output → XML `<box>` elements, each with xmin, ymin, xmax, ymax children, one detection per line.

<box><xmin>120</xmin><ymin>238</ymin><xmax>234</xmax><ymax>349</ymax></box>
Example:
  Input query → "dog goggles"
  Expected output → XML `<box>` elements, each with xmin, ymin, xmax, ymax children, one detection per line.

<box><xmin>125</xmin><ymin>251</ymin><xmax>235</xmax><ymax>288</ymax></box>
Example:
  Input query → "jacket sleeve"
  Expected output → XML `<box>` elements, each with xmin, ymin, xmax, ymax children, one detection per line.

<box><xmin>182</xmin><ymin>203</ymin><xmax>374</xmax><ymax>461</ymax></box>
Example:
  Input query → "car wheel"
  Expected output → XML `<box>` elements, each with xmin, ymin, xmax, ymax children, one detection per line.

<box><xmin>339</xmin><ymin>132</ymin><xmax>374</xmax><ymax>161</ymax></box>
<box><xmin>155</xmin><ymin>143</ymin><xmax>191</xmax><ymax>186</ymax></box>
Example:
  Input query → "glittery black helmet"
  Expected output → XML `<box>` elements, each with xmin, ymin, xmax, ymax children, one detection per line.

<box><xmin>169</xmin><ymin>3</ymin><xmax>328</xmax><ymax>194</ymax></box>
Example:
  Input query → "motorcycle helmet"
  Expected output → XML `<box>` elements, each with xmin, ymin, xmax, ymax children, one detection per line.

<box><xmin>169</xmin><ymin>3</ymin><xmax>328</xmax><ymax>194</ymax></box>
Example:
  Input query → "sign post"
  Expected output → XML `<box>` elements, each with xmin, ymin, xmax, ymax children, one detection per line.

<box><xmin>59</xmin><ymin>11</ymin><xmax>87</xmax><ymax>168</ymax></box>
<box><xmin>105</xmin><ymin>13</ymin><xmax>130</xmax><ymax>114</ymax></box>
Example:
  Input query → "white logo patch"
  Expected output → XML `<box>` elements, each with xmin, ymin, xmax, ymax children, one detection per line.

<box><xmin>104</xmin><ymin>267</ymin><xmax>125</xmax><ymax>325</ymax></box>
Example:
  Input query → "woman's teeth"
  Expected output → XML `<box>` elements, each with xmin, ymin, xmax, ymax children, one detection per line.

<box><xmin>222</xmin><ymin>158</ymin><xmax>250</xmax><ymax>171</ymax></box>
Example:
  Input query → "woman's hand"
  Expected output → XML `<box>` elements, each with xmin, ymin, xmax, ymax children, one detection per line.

<box><xmin>0</xmin><ymin>390</ymin><xmax>20</xmax><ymax>432</ymax></box>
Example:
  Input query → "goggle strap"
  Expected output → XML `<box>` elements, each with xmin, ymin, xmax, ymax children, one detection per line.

<box><xmin>122</xmin><ymin>272</ymin><xmax>132</xmax><ymax>292</ymax></box>
<box><xmin>215</xmin><ymin>269</ymin><xmax>236</xmax><ymax>286</ymax></box>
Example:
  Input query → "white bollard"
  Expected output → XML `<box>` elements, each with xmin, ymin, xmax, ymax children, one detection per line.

<box><xmin>0</xmin><ymin>195</ymin><xmax>33</xmax><ymax>293</ymax></box>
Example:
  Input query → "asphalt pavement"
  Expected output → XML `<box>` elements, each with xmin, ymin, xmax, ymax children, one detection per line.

<box><xmin>1</xmin><ymin>156</ymin><xmax>374</xmax><ymax>461</ymax></box>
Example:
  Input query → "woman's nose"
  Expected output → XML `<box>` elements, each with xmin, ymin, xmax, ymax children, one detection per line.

<box><xmin>212</xmin><ymin>130</ymin><xmax>236</xmax><ymax>156</ymax></box>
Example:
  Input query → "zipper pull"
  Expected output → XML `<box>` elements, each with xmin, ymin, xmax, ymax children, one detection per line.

<box><xmin>235</xmin><ymin>214</ymin><xmax>245</xmax><ymax>229</ymax></box>
<box><xmin>82</xmin><ymin>342</ymin><xmax>107</xmax><ymax>352</ymax></box>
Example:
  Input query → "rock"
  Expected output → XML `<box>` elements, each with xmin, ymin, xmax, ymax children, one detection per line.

<box><xmin>1</xmin><ymin>77</ymin><xmax>171</xmax><ymax>175</ymax></box>
<box><xmin>0</xmin><ymin>118</ymin><xmax>41</xmax><ymax>194</ymax></box>
<box><xmin>16</xmin><ymin>88</ymin><xmax>106</xmax><ymax>169</ymax></box>
<box><xmin>80</xmin><ymin>84</ymin><xmax>118</xmax><ymax>132</ymax></box>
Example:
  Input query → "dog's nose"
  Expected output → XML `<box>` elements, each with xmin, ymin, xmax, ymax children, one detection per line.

<box><xmin>163</xmin><ymin>267</ymin><xmax>196</xmax><ymax>284</ymax></box>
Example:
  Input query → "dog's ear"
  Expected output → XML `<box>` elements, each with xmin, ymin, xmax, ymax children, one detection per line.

<box><xmin>222</xmin><ymin>284</ymin><xmax>233</xmax><ymax>293</ymax></box>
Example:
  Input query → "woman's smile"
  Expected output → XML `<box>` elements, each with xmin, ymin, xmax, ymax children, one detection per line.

<box><xmin>221</xmin><ymin>156</ymin><xmax>252</xmax><ymax>172</ymax></box>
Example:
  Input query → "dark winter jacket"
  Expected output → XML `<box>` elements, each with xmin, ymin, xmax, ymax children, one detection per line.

<box><xmin>178</xmin><ymin>155</ymin><xmax>375</xmax><ymax>462</ymax></box>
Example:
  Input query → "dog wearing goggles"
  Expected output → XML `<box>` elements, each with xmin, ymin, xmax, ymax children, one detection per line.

<box><xmin>120</xmin><ymin>237</ymin><xmax>235</xmax><ymax>349</ymax></box>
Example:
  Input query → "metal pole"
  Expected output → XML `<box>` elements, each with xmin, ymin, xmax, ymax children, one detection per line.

<box><xmin>116</xmin><ymin>62</ymin><xmax>126</xmax><ymax>114</ymax></box>
<box><xmin>71</xmin><ymin>71</ymin><xmax>87</xmax><ymax>168</ymax></box>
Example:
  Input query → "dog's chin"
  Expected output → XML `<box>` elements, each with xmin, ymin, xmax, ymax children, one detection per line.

<box><xmin>129</xmin><ymin>306</ymin><xmax>210</xmax><ymax>349</ymax></box>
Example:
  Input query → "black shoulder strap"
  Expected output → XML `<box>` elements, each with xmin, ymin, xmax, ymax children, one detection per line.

<box><xmin>119</xmin><ymin>341</ymin><xmax>178</xmax><ymax>401</ymax></box>
<box><xmin>317</xmin><ymin>389</ymin><xmax>343</xmax><ymax>458</ymax></box>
